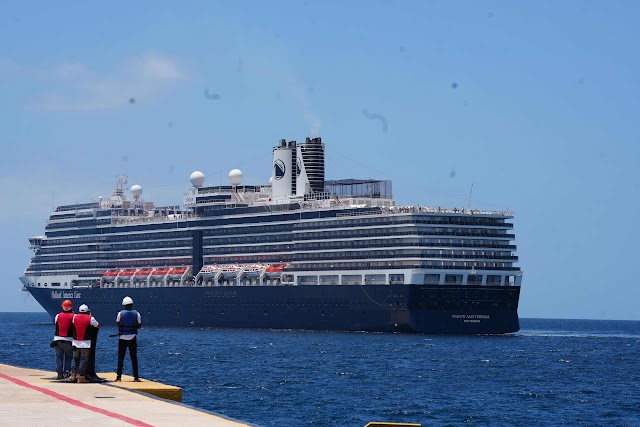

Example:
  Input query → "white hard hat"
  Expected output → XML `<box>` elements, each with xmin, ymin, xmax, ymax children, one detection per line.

<box><xmin>79</xmin><ymin>304</ymin><xmax>89</xmax><ymax>313</ymax></box>
<box><xmin>122</xmin><ymin>296</ymin><xmax>134</xmax><ymax>306</ymax></box>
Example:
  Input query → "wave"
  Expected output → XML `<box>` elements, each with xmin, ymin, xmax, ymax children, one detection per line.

<box><xmin>516</xmin><ymin>330</ymin><xmax>640</xmax><ymax>339</ymax></box>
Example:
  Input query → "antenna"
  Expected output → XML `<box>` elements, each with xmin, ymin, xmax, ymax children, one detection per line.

<box><xmin>467</xmin><ymin>184</ymin><xmax>474</xmax><ymax>211</ymax></box>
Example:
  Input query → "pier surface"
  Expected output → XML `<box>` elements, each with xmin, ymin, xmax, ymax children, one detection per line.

<box><xmin>0</xmin><ymin>363</ymin><xmax>253</xmax><ymax>426</ymax></box>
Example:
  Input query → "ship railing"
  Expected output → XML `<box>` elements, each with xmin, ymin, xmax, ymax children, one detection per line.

<box><xmin>111</xmin><ymin>212</ymin><xmax>196</xmax><ymax>225</ymax></box>
<box><xmin>382</xmin><ymin>206</ymin><xmax>513</xmax><ymax>216</ymax></box>
<box><xmin>336</xmin><ymin>210</ymin><xmax>381</xmax><ymax>218</ymax></box>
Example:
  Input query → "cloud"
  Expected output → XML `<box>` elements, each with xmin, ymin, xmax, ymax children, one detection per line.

<box><xmin>11</xmin><ymin>53</ymin><xmax>187</xmax><ymax>111</ymax></box>
<box><xmin>247</xmin><ymin>62</ymin><xmax>321</xmax><ymax>136</ymax></box>
<box><xmin>0</xmin><ymin>57</ymin><xmax>26</xmax><ymax>78</ymax></box>
<box><xmin>135</xmin><ymin>54</ymin><xmax>183</xmax><ymax>81</ymax></box>
<box><xmin>285</xmin><ymin>76</ymin><xmax>321</xmax><ymax>136</ymax></box>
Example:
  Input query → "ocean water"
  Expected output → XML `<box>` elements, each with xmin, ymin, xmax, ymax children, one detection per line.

<box><xmin>1</xmin><ymin>313</ymin><xmax>639</xmax><ymax>426</ymax></box>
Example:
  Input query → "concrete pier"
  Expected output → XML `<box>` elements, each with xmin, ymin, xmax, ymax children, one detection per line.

<box><xmin>0</xmin><ymin>363</ymin><xmax>254</xmax><ymax>426</ymax></box>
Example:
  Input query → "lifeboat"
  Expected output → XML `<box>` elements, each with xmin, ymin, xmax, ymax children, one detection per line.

<box><xmin>102</xmin><ymin>270</ymin><xmax>119</xmax><ymax>283</ymax></box>
<box><xmin>119</xmin><ymin>269</ymin><xmax>136</xmax><ymax>277</ymax></box>
<box><xmin>167</xmin><ymin>266</ymin><xmax>187</xmax><ymax>278</ymax></box>
<box><xmin>264</xmin><ymin>264</ymin><xmax>286</xmax><ymax>277</ymax></box>
<box><xmin>265</xmin><ymin>264</ymin><xmax>285</xmax><ymax>273</ymax></box>
<box><xmin>135</xmin><ymin>268</ymin><xmax>153</xmax><ymax>276</ymax></box>
<box><xmin>198</xmin><ymin>265</ymin><xmax>219</xmax><ymax>277</ymax></box>
<box><xmin>150</xmin><ymin>267</ymin><xmax>169</xmax><ymax>278</ymax></box>
<box><xmin>243</xmin><ymin>264</ymin><xmax>265</xmax><ymax>277</ymax></box>
<box><xmin>221</xmin><ymin>264</ymin><xmax>241</xmax><ymax>278</ymax></box>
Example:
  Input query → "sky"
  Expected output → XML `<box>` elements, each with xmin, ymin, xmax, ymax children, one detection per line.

<box><xmin>1</xmin><ymin>1</ymin><xmax>639</xmax><ymax>320</ymax></box>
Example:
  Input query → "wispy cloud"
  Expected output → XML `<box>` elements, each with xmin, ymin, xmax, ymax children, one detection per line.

<box><xmin>246</xmin><ymin>62</ymin><xmax>321</xmax><ymax>136</ymax></box>
<box><xmin>286</xmin><ymin>76</ymin><xmax>321</xmax><ymax>137</ymax></box>
<box><xmin>3</xmin><ymin>53</ymin><xmax>187</xmax><ymax>111</ymax></box>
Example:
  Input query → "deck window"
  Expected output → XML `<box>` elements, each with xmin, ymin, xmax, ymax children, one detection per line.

<box><xmin>364</xmin><ymin>274</ymin><xmax>386</xmax><ymax>285</ymax></box>
<box><xmin>486</xmin><ymin>275</ymin><xmax>502</xmax><ymax>285</ymax></box>
<box><xmin>424</xmin><ymin>274</ymin><xmax>440</xmax><ymax>285</ymax></box>
<box><xmin>444</xmin><ymin>274</ymin><xmax>463</xmax><ymax>284</ymax></box>
<box><xmin>342</xmin><ymin>275</ymin><xmax>362</xmax><ymax>285</ymax></box>
<box><xmin>467</xmin><ymin>275</ymin><xmax>482</xmax><ymax>285</ymax></box>
<box><xmin>389</xmin><ymin>274</ymin><xmax>404</xmax><ymax>285</ymax></box>
<box><xmin>319</xmin><ymin>275</ymin><xmax>339</xmax><ymax>285</ymax></box>
<box><xmin>297</xmin><ymin>275</ymin><xmax>318</xmax><ymax>285</ymax></box>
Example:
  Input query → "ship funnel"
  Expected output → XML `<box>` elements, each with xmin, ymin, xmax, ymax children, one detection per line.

<box><xmin>296</xmin><ymin>136</ymin><xmax>325</xmax><ymax>196</ymax></box>
<box><xmin>272</xmin><ymin>140</ymin><xmax>295</xmax><ymax>197</ymax></box>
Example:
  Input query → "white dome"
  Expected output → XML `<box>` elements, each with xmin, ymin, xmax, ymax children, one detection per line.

<box><xmin>190</xmin><ymin>171</ymin><xmax>205</xmax><ymax>188</ymax></box>
<box><xmin>229</xmin><ymin>169</ymin><xmax>243</xmax><ymax>186</ymax></box>
<box><xmin>269</xmin><ymin>176</ymin><xmax>273</xmax><ymax>184</ymax></box>
<box><xmin>130</xmin><ymin>184</ymin><xmax>143</xmax><ymax>198</ymax></box>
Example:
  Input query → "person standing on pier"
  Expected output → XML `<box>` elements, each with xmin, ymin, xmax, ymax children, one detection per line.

<box><xmin>52</xmin><ymin>300</ymin><xmax>75</xmax><ymax>380</ymax></box>
<box><xmin>84</xmin><ymin>307</ymin><xmax>104</xmax><ymax>382</ymax></box>
<box><xmin>72</xmin><ymin>304</ymin><xmax>100</xmax><ymax>383</ymax></box>
<box><xmin>115</xmin><ymin>296</ymin><xmax>142</xmax><ymax>382</ymax></box>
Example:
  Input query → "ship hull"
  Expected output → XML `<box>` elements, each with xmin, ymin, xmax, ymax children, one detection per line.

<box><xmin>29</xmin><ymin>284</ymin><xmax>520</xmax><ymax>334</ymax></box>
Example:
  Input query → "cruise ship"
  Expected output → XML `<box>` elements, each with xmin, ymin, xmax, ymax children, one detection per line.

<box><xmin>21</xmin><ymin>137</ymin><xmax>522</xmax><ymax>334</ymax></box>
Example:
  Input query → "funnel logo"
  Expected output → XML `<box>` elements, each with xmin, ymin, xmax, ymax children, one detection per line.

<box><xmin>274</xmin><ymin>160</ymin><xmax>286</xmax><ymax>180</ymax></box>
<box><xmin>296</xmin><ymin>157</ymin><xmax>302</xmax><ymax>178</ymax></box>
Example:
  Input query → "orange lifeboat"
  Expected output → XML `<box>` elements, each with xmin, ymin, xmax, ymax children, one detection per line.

<box><xmin>119</xmin><ymin>269</ymin><xmax>135</xmax><ymax>277</ymax></box>
<box><xmin>168</xmin><ymin>266</ymin><xmax>187</xmax><ymax>278</ymax></box>
<box><xmin>135</xmin><ymin>268</ymin><xmax>153</xmax><ymax>276</ymax></box>
<box><xmin>265</xmin><ymin>264</ymin><xmax>285</xmax><ymax>273</ymax></box>
<box><xmin>264</xmin><ymin>264</ymin><xmax>286</xmax><ymax>277</ymax></box>
<box><xmin>151</xmin><ymin>267</ymin><xmax>170</xmax><ymax>277</ymax></box>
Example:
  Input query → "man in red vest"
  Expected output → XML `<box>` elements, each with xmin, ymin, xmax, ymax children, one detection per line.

<box><xmin>53</xmin><ymin>299</ymin><xmax>75</xmax><ymax>380</ymax></box>
<box><xmin>72</xmin><ymin>304</ymin><xmax>100</xmax><ymax>383</ymax></box>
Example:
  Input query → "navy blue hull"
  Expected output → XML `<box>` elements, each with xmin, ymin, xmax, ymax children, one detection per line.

<box><xmin>29</xmin><ymin>284</ymin><xmax>520</xmax><ymax>334</ymax></box>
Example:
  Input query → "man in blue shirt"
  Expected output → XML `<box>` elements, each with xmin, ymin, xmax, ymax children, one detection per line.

<box><xmin>115</xmin><ymin>296</ymin><xmax>141</xmax><ymax>382</ymax></box>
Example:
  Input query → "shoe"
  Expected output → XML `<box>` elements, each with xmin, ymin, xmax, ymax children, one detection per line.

<box><xmin>133</xmin><ymin>378</ymin><xmax>141</xmax><ymax>382</ymax></box>
<box><xmin>56</xmin><ymin>375</ymin><xmax>63</xmax><ymax>380</ymax></box>
<box><xmin>114</xmin><ymin>376</ymin><xmax>121</xmax><ymax>382</ymax></box>
<box><xmin>78</xmin><ymin>375</ymin><xmax>86</xmax><ymax>383</ymax></box>
<box><xmin>69</xmin><ymin>371</ymin><xmax>76</xmax><ymax>382</ymax></box>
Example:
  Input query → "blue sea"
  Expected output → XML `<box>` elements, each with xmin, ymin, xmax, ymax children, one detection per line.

<box><xmin>1</xmin><ymin>313</ymin><xmax>639</xmax><ymax>426</ymax></box>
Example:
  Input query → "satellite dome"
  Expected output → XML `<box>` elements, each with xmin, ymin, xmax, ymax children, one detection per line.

<box><xmin>190</xmin><ymin>171</ymin><xmax>205</xmax><ymax>188</ymax></box>
<box><xmin>229</xmin><ymin>169</ymin><xmax>243</xmax><ymax>186</ymax></box>
<box><xmin>269</xmin><ymin>176</ymin><xmax>273</xmax><ymax>184</ymax></box>
<box><xmin>130</xmin><ymin>184</ymin><xmax>143</xmax><ymax>198</ymax></box>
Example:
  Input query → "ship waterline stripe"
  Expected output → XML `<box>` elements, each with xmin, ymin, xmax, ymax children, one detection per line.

<box><xmin>0</xmin><ymin>372</ymin><xmax>153</xmax><ymax>427</ymax></box>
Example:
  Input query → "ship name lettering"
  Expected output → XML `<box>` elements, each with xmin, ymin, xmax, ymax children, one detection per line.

<box><xmin>204</xmin><ymin>290</ymin><xmax>237</xmax><ymax>298</ymax></box>
<box><xmin>51</xmin><ymin>290</ymin><xmax>80</xmax><ymax>299</ymax></box>
<box><xmin>452</xmin><ymin>314</ymin><xmax>490</xmax><ymax>320</ymax></box>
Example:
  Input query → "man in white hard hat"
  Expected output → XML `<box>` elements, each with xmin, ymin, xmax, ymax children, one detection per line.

<box><xmin>115</xmin><ymin>296</ymin><xmax>142</xmax><ymax>382</ymax></box>
<box><xmin>72</xmin><ymin>304</ymin><xmax>99</xmax><ymax>383</ymax></box>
